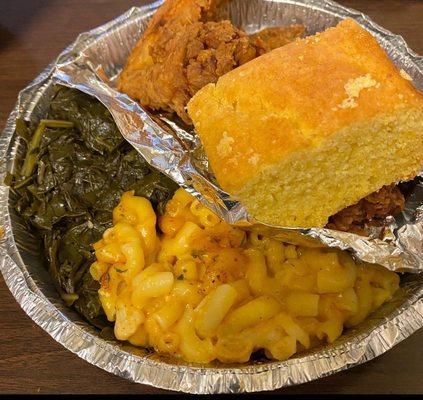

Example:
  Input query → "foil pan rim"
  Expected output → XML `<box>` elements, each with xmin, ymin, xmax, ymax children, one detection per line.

<box><xmin>0</xmin><ymin>0</ymin><xmax>422</xmax><ymax>393</ymax></box>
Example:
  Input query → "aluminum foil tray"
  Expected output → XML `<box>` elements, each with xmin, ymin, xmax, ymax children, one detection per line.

<box><xmin>0</xmin><ymin>0</ymin><xmax>422</xmax><ymax>393</ymax></box>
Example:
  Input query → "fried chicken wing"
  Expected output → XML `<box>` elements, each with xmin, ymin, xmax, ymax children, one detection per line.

<box><xmin>118</xmin><ymin>0</ymin><xmax>303</xmax><ymax>124</ymax></box>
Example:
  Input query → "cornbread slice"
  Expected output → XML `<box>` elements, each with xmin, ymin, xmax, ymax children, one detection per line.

<box><xmin>187</xmin><ymin>18</ymin><xmax>423</xmax><ymax>228</ymax></box>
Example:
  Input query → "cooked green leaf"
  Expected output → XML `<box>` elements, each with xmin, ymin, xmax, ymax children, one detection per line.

<box><xmin>10</xmin><ymin>86</ymin><xmax>178</xmax><ymax>323</ymax></box>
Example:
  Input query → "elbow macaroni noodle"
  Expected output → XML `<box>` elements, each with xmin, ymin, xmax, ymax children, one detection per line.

<box><xmin>91</xmin><ymin>188</ymin><xmax>400</xmax><ymax>364</ymax></box>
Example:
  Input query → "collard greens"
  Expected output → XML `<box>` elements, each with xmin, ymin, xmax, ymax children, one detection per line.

<box><xmin>9</xmin><ymin>86</ymin><xmax>178</xmax><ymax>326</ymax></box>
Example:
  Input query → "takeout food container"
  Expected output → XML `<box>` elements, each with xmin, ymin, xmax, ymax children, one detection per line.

<box><xmin>0</xmin><ymin>0</ymin><xmax>422</xmax><ymax>393</ymax></box>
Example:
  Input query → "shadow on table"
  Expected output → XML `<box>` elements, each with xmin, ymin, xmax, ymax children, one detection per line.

<box><xmin>0</xmin><ymin>0</ymin><xmax>49</xmax><ymax>51</ymax></box>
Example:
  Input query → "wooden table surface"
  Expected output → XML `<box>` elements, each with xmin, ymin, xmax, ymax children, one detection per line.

<box><xmin>1</xmin><ymin>0</ymin><xmax>422</xmax><ymax>394</ymax></box>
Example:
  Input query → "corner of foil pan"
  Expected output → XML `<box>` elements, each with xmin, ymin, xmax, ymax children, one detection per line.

<box><xmin>316</xmin><ymin>0</ymin><xmax>423</xmax><ymax>76</ymax></box>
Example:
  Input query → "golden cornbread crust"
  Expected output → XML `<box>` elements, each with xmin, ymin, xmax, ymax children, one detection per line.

<box><xmin>187</xmin><ymin>18</ymin><xmax>423</xmax><ymax>228</ymax></box>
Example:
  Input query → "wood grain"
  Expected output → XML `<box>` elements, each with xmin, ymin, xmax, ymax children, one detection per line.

<box><xmin>0</xmin><ymin>0</ymin><xmax>422</xmax><ymax>394</ymax></box>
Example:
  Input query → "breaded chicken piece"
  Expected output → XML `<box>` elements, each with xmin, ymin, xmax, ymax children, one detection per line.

<box><xmin>184</xmin><ymin>20</ymin><xmax>266</xmax><ymax>99</ymax></box>
<box><xmin>326</xmin><ymin>184</ymin><xmax>405</xmax><ymax>234</ymax></box>
<box><xmin>118</xmin><ymin>0</ymin><xmax>303</xmax><ymax>124</ymax></box>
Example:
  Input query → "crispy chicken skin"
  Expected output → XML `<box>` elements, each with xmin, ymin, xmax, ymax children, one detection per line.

<box><xmin>184</xmin><ymin>20</ymin><xmax>266</xmax><ymax>98</ymax></box>
<box><xmin>117</xmin><ymin>0</ymin><xmax>303</xmax><ymax>124</ymax></box>
<box><xmin>326</xmin><ymin>184</ymin><xmax>405</xmax><ymax>234</ymax></box>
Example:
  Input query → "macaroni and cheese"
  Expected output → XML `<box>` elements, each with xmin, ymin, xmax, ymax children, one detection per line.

<box><xmin>91</xmin><ymin>188</ymin><xmax>400</xmax><ymax>364</ymax></box>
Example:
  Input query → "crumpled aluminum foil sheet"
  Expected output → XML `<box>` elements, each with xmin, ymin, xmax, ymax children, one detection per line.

<box><xmin>50</xmin><ymin>0</ymin><xmax>423</xmax><ymax>273</ymax></box>
<box><xmin>0</xmin><ymin>0</ymin><xmax>422</xmax><ymax>394</ymax></box>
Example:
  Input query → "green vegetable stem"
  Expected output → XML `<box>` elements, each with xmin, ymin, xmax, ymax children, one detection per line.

<box><xmin>20</xmin><ymin>119</ymin><xmax>74</xmax><ymax>178</ymax></box>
